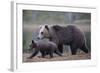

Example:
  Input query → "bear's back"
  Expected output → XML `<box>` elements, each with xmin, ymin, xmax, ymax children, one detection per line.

<box><xmin>35</xmin><ymin>39</ymin><xmax>57</xmax><ymax>50</ymax></box>
<box><xmin>51</xmin><ymin>25</ymin><xmax>85</xmax><ymax>46</ymax></box>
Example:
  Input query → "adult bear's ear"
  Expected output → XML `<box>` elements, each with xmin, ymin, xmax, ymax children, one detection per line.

<box><xmin>45</xmin><ymin>25</ymin><xmax>49</xmax><ymax>31</ymax></box>
<box><xmin>53</xmin><ymin>25</ymin><xmax>62</xmax><ymax>31</ymax></box>
<box><xmin>32</xmin><ymin>40</ymin><xmax>34</xmax><ymax>43</ymax></box>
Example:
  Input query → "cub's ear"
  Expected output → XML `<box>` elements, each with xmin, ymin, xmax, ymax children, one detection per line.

<box><xmin>32</xmin><ymin>40</ymin><xmax>34</xmax><ymax>43</ymax></box>
<box><xmin>45</xmin><ymin>25</ymin><xmax>49</xmax><ymax>31</ymax></box>
<box><xmin>53</xmin><ymin>25</ymin><xmax>62</xmax><ymax>31</ymax></box>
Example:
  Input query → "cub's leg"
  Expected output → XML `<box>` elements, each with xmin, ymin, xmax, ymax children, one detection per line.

<box><xmin>41</xmin><ymin>51</ymin><xmax>45</xmax><ymax>58</ymax></box>
<box><xmin>54</xmin><ymin>48</ymin><xmax>62</xmax><ymax>56</ymax></box>
<box><xmin>27</xmin><ymin>51</ymin><xmax>38</xmax><ymax>59</ymax></box>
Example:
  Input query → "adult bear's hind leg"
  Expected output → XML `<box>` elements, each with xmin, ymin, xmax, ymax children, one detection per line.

<box><xmin>80</xmin><ymin>43</ymin><xmax>88</xmax><ymax>53</ymax></box>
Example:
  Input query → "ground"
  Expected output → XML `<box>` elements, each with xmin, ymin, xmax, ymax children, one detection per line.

<box><xmin>23</xmin><ymin>52</ymin><xmax>91</xmax><ymax>63</ymax></box>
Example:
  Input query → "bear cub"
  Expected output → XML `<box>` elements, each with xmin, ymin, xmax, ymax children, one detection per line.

<box><xmin>28</xmin><ymin>39</ymin><xmax>62</xmax><ymax>59</ymax></box>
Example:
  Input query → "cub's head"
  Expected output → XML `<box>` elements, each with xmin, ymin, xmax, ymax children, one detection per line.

<box><xmin>29</xmin><ymin>40</ymin><xmax>37</xmax><ymax>49</ymax></box>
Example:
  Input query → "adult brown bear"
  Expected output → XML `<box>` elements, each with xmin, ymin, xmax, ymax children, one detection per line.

<box><xmin>37</xmin><ymin>25</ymin><xmax>89</xmax><ymax>55</ymax></box>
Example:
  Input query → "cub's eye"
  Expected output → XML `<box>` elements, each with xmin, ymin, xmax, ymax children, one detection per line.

<box><xmin>41</xmin><ymin>32</ymin><xmax>43</xmax><ymax>34</ymax></box>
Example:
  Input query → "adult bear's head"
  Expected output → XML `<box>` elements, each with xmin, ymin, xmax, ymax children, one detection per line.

<box><xmin>37</xmin><ymin>25</ymin><xmax>50</xmax><ymax>39</ymax></box>
<box><xmin>37</xmin><ymin>24</ymin><xmax>62</xmax><ymax>39</ymax></box>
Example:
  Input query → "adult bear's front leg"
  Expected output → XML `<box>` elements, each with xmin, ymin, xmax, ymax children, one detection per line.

<box><xmin>70</xmin><ymin>44</ymin><xmax>78</xmax><ymax>55</ymax></box>
<box><xmin>58</xmin><ymin>44</ymin><xmax>63</xmax><ymax>53</ymax></box>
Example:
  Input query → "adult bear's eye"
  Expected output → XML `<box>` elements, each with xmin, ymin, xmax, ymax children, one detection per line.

<box><xmin>41</xmin><ymin>32</ymin><xmax>43</xmax><ymax>34</ymax></box>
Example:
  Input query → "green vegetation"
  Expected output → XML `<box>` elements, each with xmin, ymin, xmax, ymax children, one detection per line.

<box><xmin>23</xmin><ymin>10</ymin><xmax>91</xmax><ymax>24</ymax></box>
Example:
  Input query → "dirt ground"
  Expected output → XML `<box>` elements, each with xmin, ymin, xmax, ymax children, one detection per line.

<box><xmin>23</xmin><ymin>52</ymin><xmax>91</xmax><ymax>63</ymax></box>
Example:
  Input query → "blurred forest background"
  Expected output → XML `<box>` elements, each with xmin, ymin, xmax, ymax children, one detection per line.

<box><xmin>23</xmin><ymin>10</ymin><xmax>91</xmax><ymax>54</ymax></box>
